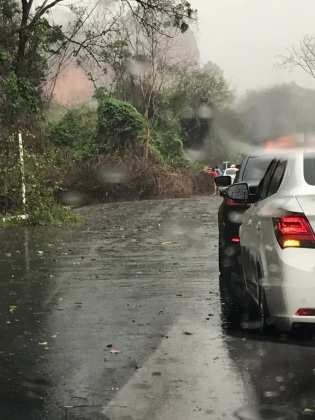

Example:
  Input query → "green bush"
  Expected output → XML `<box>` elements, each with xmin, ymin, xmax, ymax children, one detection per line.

<box><xmin>152</xmin><ymin>118</ymin><xmax>188</xmax><ymax>167</ymax></box>
<box><xmin>48</xmin><ymin>106</ymin><xmax>97</xmax><ymax>159</ymax></box>
<box><xmin>97</xmin><ymin>95</ymin><xmax>145</xmax><ymax>153</ymax></box>
<box><xmin>24</xmin><ymin>150</ymin><xmax>78</xmax><ymax>225</ymax></box>
<box><xmin>0</xmin><ymin>145</ymin><xmax>78</xmax><ymax>226</ymax></box>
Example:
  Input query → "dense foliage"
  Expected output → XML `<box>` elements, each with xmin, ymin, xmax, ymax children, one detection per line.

<box><xmin>97</xmin><ymin>95</ymin><xmax>145</xmax><ymax>153</ymax></box>
<box><xmin>0</xmin><ymin>0</ymin><xmax>64</xmax><ymax>129</ymax></box>
<box><xmin>48</xmin><ymin>106</ymin><xmax>97</xmax><ymax>158</ymax></box>
<box><xmin>0</xmin><ymin>0</ymin><xmax>235</xmax><ymax>223</ymax></box>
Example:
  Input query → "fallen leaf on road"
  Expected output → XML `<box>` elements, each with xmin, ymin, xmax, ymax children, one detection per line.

<box><xmin>303</xmin><ymin>408</ymin><xmax>315</xmax><ymax>414</ymax></box>
<box><xmin>152</xmin><ymin>372</ymin><xmax>162</xmax><ymax>376</ymax></box>
<box><xmin>9</xmin><ymin>305</ymin><xmax>17</xmax><ymax>313</ymax></box>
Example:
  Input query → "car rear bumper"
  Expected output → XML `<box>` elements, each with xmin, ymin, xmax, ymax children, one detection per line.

<box><xmin>265</xmin><ymin>248</ymin><xmax>315</xmax><ymax>330</ymax></box>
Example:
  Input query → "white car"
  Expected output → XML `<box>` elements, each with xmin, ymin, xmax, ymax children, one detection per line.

<box><xmin>227</xmin><ymin>150</ymin><xmax>315</xmax><ymax>331</ymax></box>
<box><xmin>224</xmin><ymin>167</ymin><xmax>238</xmax><ymax>184</ymax></box>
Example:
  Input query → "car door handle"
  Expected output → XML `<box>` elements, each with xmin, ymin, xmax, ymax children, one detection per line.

<box><xmin>256</xmin><ymin>222</ymin><xmax>261</xmax><ymax>232</ymax></box>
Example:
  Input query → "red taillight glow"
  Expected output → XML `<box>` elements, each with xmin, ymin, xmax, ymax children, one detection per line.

<box><xmin>295</xmin><ymin>308</ymin><xmax>315</xmax><ymax>316</ymax></box>
<box><xmin>225</xmin><ymin>198</ymin><xmax>244</xmax><ymax>207</ymax></box>
<box><xmin>231</xmin><ymin>237</ymin><xmax>240</xmax><ymax>244</ymax></box>
<box><xmin>274</xmin><ymin>214</ymin><xmax>315</xmax><ymax>248</ymax></box>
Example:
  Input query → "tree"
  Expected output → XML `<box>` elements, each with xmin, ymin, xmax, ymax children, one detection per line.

<box><xmin>122</xmin><ymin>0</ymin><xmax>195</xmax><ymax>33</ymax></box>
<box><xmin>0</xmin><ymin>0</ymin><xmax>66</xmax><ymax>129</ymax></box>
<box><xmin>0</xmin><ymin>0</ymin><xmax>196</xmax><ymax>129</ymax></box>
<box><xmin>168</xmin><ymin>62</ymin><xmax>232</xmax><ymax>114</ymax></box>
<box><xmin>165</xmin><ymin>62</ymin><xmax>232</xmax><ymax>149</ymax></box>
<box><xmin>67</xmin><ymin>1</ymin><xmax>196</xmax><ymax>159</ymax></box>
<box><xmin>282</xmin><ymin>35</ymin><xmax>315</xmax><ymax>80</ymax></box>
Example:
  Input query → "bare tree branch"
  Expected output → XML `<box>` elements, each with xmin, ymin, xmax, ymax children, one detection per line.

<box><xmin>281</xmin><ymin>35</ymin><xmax>315</xmax><ymax>80</ymax></box>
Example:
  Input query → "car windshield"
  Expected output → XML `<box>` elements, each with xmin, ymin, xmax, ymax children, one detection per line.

<box><xmin>242</xmin><ymin>156</ymin><xmax>273</xmax><ymax>182</ymax></box>
<box><xmin>3</xmin><ymin>1</ymin><xmax>315</xmax><ymax>419</ymax></box>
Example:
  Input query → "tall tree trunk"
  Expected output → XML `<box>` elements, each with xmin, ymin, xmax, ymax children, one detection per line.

<box><xmin>15</xmin><ymin>0</ymin><xmax>33</xmax><ymax>77</ymax></box>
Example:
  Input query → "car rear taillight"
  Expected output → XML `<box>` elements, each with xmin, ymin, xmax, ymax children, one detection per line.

<box><xmin>295</xmin><ymin>308</ymin><xmax>315</xmax><ymax>316</ymax></box>
<box><xmin>231</xmin><ymin>237</ymin><xmax>240</xmax><ymax>244</ymax></box>
<box><xmin>225</xmin><ymin>198</ymin><xmax>246</xmax><ymax>207</ymax></box>
<box><xmin>273</xmin><ymin>214</ymin><xmax>315</xmax><ymax>248</ymax></box>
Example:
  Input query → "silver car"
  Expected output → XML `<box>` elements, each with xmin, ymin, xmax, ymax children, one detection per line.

<box><xmin>227</xmin><ymin>149</ymin><xmax>315</xmax><ymax>331</ymax></box>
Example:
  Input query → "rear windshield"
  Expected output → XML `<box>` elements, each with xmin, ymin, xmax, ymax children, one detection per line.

<box><xmin>304</xmin><ymin>153</ymin><xmax>315</xmax><ymax>185</ymax></box>
<box><xmin>242</xmin><ymin>156</ymin><xmax>272</xmax><ymax>182</ymax></box>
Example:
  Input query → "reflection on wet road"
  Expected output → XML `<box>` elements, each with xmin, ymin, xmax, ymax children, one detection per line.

<box><xmin>0</xmin><ymin>197</ymin><xmax>315</xmax><ymax>419</ymax></box>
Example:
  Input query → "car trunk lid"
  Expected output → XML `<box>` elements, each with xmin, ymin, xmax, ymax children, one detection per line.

<box><xmin>296</xmin><ymin>195</ymin><xmax>315</xmax><ymax>232</ymax></box>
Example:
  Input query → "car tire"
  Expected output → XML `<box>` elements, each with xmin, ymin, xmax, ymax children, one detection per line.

<box><xmin>219</xmin><ymin>273</ymin><xmax>242</xmax><ymax>330</ymax></box>
<box><xmin>258</xmin><ymin>286</ymin><xmax>273</xmax><ymax>333</ymax></box>
<box><xmin>218</xmin><ymin>243</ymin><xmax>224</xmax><ymax>273</ymax></box>
<box><xmin>218</xmin><ymin>235</ymin><xmax>232</xmax><ymax>274</ymax></box>
<box><xmin>258</xmin><ymin>287</ymin><xmax>267</xmax><ymax>332</ymax></box>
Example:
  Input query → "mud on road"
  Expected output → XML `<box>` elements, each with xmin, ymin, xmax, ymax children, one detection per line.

<box><xmin>1</xmin><ymin>197</ymin><xmax>315</xmax><ymax>420</ymax></box>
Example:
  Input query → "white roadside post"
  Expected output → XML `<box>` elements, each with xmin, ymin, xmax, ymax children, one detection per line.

<box><xmin>18</xmin><ymin>132</ymin><xmax>27</xmax><ymax>216</ymax></box>
<box><xmin>1</xmin><ymin>132</ymin><xmax>28</xmax><ymax>223</ymax></box>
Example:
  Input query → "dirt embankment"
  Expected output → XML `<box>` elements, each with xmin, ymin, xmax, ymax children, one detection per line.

<box><xmin>58</xmin><ymin>156</ymin><xmax>213</xmax><ymax>207</ymax></box>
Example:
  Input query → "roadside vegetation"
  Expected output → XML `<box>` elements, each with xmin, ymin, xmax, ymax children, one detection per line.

<box><xmin>0</xmin><ymin>0</ymin><xmax>229</xmax><ymax>224</ymax></box>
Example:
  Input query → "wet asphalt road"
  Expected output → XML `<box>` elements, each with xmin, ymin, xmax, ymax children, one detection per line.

<box><xmin>1</xmin><ymin>197</ymin><xmax>315</xmax><ymax>419</ymax></box>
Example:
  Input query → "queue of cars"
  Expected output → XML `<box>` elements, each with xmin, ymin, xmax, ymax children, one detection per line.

<box><xmin>216</xmin><ymin>150</ymin><xmax>315</xmax><ymax>332</ymax></box>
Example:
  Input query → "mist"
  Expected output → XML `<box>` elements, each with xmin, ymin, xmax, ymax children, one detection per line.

<box><xmin>192</xmin><ymin>0</ymin><xmax>315</xmax><ymax>95</ymax></box>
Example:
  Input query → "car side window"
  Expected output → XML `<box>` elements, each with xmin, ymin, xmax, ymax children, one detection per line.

<box><xmin>258</xmin><ymin>160</ymin><xmax>278</xmax><ymax>200</ymax></box>
<box><xmin>266</xmin><ymin>160</ymin><xmax>287</xmax><ymax>197</ymax></box>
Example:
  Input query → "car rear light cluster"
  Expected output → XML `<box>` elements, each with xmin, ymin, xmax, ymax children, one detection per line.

<box><xmin>273</xmin><ymin>214</ymin><xmax>315</xmax><ymax>248</ymax></box>
<box><xmin>295</xmin><ymin>308</ymin><xmax>315</xmax><ymax>317</ymax></box>
<box><xmin>225</xmin><ymin>198</ymin><xmax>248</xmax><ymax>207</ymax></box>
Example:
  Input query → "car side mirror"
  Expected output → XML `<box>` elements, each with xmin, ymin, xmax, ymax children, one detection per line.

<box><xmin>226</xmin><ymin>183</ymin><xmax>249</xmax><ymax>203</ymax></box>
<box><xmin>214</xmin><ymin>176</ymin><xmax>232</xmax><ymax>187</ymax></box>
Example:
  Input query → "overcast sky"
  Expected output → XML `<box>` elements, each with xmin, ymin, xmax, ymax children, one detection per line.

<box><xmin>192</xmin><ymin>0</ymin><xmax>315</xmax><ymax>95</ymax></box>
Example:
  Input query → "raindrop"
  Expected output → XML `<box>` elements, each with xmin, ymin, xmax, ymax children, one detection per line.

<box><xmin>269</xmin><ymin>264</ymin><xmax>280</xmax><ymax>273</ymax></box>
<box><xmin>96</xmin><ymin>164</ymin><xmax>129</xmax><ymax>185</ymax></box>
<box><xmin>126</xmin><ymin>57</ymin><xmax>150</xmax><ymax>77</ymax></box>
<box><xmin>263</xmin><ymin>390</ymin><xmax>280</xmax><ymax>398</ymax></box>
<box><xmin>228</xmin><ymin>211</ymin><xmax>243</xmax><ymax>223</ymax></box>
<box><xmin>59</xmin><ymin>191</ymin><xmax>88</xmax><ymax>208</ymax></box>
<box><xmin>180</xmin><ymin>106</ymin><xmax>194</xmax><ymax>120</ymax></box>
<box><xmin>224</xmin><ymin>246</ymin><xmax>236</xmax><ymax>257</ymax></box>
<box><xmin>197</xmin><ymin>104</ymin><xmax>212</xmax><ymax>119</ymax></box>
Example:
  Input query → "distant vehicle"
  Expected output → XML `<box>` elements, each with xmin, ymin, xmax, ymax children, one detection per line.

<box><xmin>215</xmin><ymin>154</ymin><xmax>273</xmax><ymax>275</ymax></box>
<box><xmin>229</xmin><ymin>150</ymin><xmax>315</xmax><ymax>331</ymax></box>
<box><xmin>224</xmin><ymin>167</ymin><xmax>238</xmax><ymax>184</ymax></box>
<box><xmin>222</xmin><ymin>161</ymin><xmax>231</xmax><ymax>171</ymax></box>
